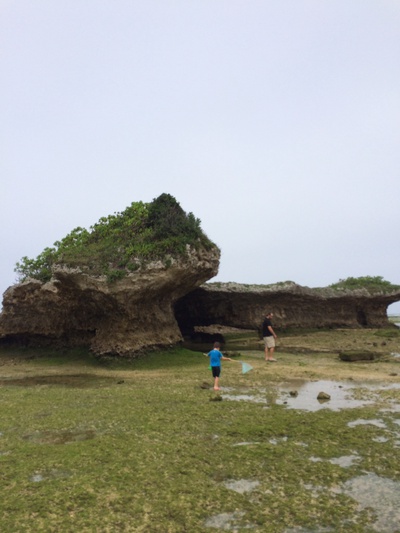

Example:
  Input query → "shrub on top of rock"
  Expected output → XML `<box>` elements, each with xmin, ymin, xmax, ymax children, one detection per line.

<box><xmin>329</xmin><ymin>276</ymin><xmax>400</xmax><ymax>294</ymax></box>
<box><xmin>14</xmin><ymin>194</ymin><xmax>215</xmax><ymax>283</ymax></box>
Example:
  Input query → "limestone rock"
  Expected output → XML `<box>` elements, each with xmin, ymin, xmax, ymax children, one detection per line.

<box><xmin>0</xmin><ymin>246</ymin><xmax>220</xmax><ymax>357</ymax></box>
<box><xmin>317</xmin><ymin>392</ymin><xmax>331</xmax><ymax>400</ymax></box>
<box><xmin>175</xmin><ymin>282</ymin><xmax>400</xmax><ymax>333</ymax></box>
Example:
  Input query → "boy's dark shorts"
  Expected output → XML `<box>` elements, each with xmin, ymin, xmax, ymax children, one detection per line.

<box><xmin>211</xmin><ymin>366</ymin><xmax>221</xmax><ymax>378</ymax></box>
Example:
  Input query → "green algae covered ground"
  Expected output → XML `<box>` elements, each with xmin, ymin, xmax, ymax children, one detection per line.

<box><xmin>0</xmin><ymin>327</ymin><xmax>400</xmax><ymax>532</ymax></box>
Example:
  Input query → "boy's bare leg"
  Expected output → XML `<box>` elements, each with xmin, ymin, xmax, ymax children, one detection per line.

<box><xmin>214</xmin><ymin>376</ymin><xmax>220</xmax><ymax>390</ymax></box>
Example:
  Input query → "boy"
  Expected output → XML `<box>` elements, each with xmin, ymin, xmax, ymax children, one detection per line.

<box><xmin>206</xmin><ymin>341</ymin><xmax>232</xmax><ymax>391</ymax></box>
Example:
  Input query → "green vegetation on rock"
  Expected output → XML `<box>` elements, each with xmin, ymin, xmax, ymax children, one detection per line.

<box><xmin>329</xmin><ymin>276</ymin><xmax>400</xmax><ymax>293</ymax></box>
<box><xmin>15</xmin><ymin>194</ymin><xmax>215</xmax><ymax>283</ymax></box>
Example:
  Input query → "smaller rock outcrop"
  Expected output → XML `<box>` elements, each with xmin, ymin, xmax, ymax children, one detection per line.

<box><xmin>317</xmin><ymin>392</ymin><xmax>331</xmax><ymax>400</ymax></box>
<box><xmin>175</xmin><ymin>281</ymin><xmax>400</xmax><ymax>333</ymax></box>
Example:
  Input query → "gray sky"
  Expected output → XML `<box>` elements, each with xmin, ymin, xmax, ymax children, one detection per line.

<box><xmin>1</xmin><ymin>1</ymin><xmax>400</xmax><ymax>313</ymax></box>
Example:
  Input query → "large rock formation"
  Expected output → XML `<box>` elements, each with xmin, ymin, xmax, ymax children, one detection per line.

<box><xmin>2</xmin><ymin>190</ymin><xmax>399</xmax><ymax>357</ymax></box>
<box><xmin>0</xmin><ymin>247</ymin><xmax>220</xmax><ymax>356</ymax></box>
<box><xmin>2</xmin><ymin>273</ymin><xmax>399</xmax><ymax>355</ymax></box>
<box><xmin>174</xmin><ymin>281</ymin><xmax>400</xmax><ymax>334</ymax></box>
<box><xmin>0</xmin><ymin>193</ymin><xmax>221</xmax><ymax>356</ymax></box>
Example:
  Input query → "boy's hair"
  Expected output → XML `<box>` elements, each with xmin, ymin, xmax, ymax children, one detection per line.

<box><xmin>213</xmin><ymin>341</ymin><xmax>220</xmax><ymax>349</ymax></box>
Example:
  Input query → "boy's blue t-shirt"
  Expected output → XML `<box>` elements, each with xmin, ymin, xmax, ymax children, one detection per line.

<box><xmin>208</xmin><ymin>349</ymin><xmax>222</xmax><ymax>367</ymax></box>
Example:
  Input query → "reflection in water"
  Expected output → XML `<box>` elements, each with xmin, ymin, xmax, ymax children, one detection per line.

<box><xmin>221</xmin><ymin>380</ymin><xmax>400</xmax><ymax>412</ymax></box>
<box><xmin>276</xmin><ymin>380</ymin><xmax>374</xmax><ymax>412</ymax></box>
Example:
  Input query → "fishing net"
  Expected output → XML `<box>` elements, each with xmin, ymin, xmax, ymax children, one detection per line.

<box><xmin>241</xmin><ymin>362</ymin><xmax>253</xmax><ymax>374</ymax></box>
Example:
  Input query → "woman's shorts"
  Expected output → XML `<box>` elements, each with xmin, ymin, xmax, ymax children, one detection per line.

<box><xmin>211</xmin><ymin>366</ymin><xmax>221</xmax><ymax>377</ymax></box>
<box><xmin>263</xmin><ymin>336</ymin><xmax>275</xmax><ymax>349</ymax></box>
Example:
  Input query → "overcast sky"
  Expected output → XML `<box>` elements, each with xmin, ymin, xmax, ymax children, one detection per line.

<box><xmin>1</xmin><ymin>1</ymin><xmax>400</xmax><ymax>313</ymax></box>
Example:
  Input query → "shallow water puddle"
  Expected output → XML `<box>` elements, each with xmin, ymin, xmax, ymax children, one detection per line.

<box><xmin>342</xmin><ymin>473</ymin><xmax>400</xmax><ymax>532</ymax></box>
<box><xmin>301</xmin><ymin>473</ymin><xmax>400</xmax><ymax>532</ymax></box>
<box><xmin>269</xmin><ymin>436</ymin><xmax>288</xmax><ymax>445</ymax></box>
<box><xmin>222</xmin><ymin>393</ymin><xmax>268</xmax><ymax>404</ymax></box>
<box><xmin>232</xmin><ymin>441</ymin><xmax>261</xmax><ymax>447</ymax></box>
<box><xmin>221</xmin><ymin>380</ymin><xmax>400</xmax><ymax>412</ymax></box>
<box><xmin>31</xmin><ymin>474</ymin><xmax>45</xmax><ymax>482</ymax></box>
<box><xmin>372</xmin><ymin>436</ymin><xmax>390</xmax><ymax>443</ymax></box>
<box><xmin>30</xmin><ymin>469</ymin><xmax>71</xmax><ymax>482</ymax></box>
<box><xmin>285</xmin><ymin>527</ymin><xmax>334</xmax><ymax>533</ymax></box>
<box><xmin>347</xmin><ymin>419</ymin><xmax>388</xmax><ymax>429</ymax></box>
<box><xmin>204</xmin><ymin>481</ymin><xmax>260</xmax><ymax>529</ymax></box>
<box><xmin>277</xmin><ymin>380</ymin><xmax>376</xmax><ymax>411</ymax></box>
<box><xmin>204</xmin><ymin>511</ymin><xmax>246</xmax><ymax>530</ymax></box>
<box><xmin>221</xmin><ymin>387</ymin><xmax>268</xmax><ymax>404</ymax></box>
<box><xmin>348</xmin><ymin>419</ymin><xmax>400</xmax><ymax>448</ymax></box>
<box><xmin>223</xmin><ymin>479</ymin><xmax>260</xmax><ymax>494</ymax></box>
<box><xmin>380</xmin><ymin>404</ymin><xmax>400</xmax><ymax>413</ymax></box>
<box><xmin>22</xmin><ymin>428</ymin><xmax>97</xmax><ymax>445</ymax></box>
<box><xmin>328</xmin><ymin>454</ymin><xmax>361</xmax><ymax>468</ymax></box>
